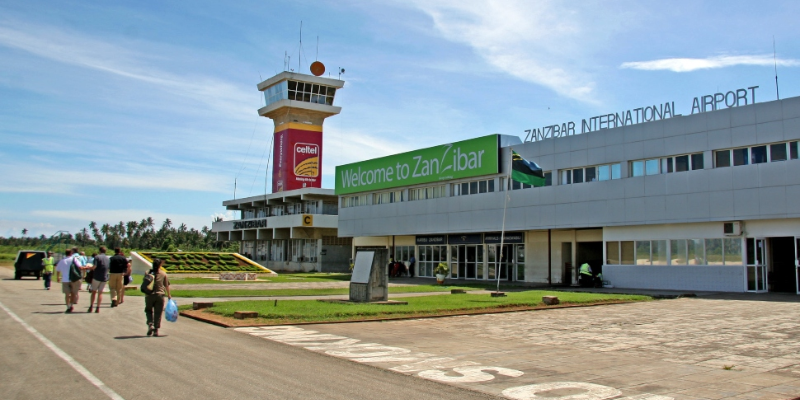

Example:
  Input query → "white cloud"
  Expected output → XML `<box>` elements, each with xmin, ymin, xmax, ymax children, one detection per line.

<box><xmin>620</xmin><ymin>55</ymin><xmax>800</xmax><ymax>72</ymax></box>
<box><xmin>0</xmin><ymin>161</ymin><xmax>230</xmax><ymax>195</ymax></box>
<box><xmin>402</xmin><ymin>0</ymin><xmax>639</xmax><ymax>103</ymax></box>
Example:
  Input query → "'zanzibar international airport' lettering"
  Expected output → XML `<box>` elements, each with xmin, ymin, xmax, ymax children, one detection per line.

<box><xmin>525</xmin><ymin>86</ymin><xmax>759</xmax><ymax>142</ymax></box>
<box><xmin>233</xmin><ymin>219</ymin><xmax>267</xmax><ymax>230</ymax></box>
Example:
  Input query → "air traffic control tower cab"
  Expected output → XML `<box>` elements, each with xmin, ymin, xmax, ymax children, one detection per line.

<box><xmin>257</xmin><ymin>66</ymin><xmax>345</xmax><ymax>193</ymax></box>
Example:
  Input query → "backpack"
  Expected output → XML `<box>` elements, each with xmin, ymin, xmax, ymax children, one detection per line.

<box><xmin>69</xmin><ymin>257</ymin><xmax>82</xmax><ymax>282</ymax></box>
<box><xmin>141</xmin><ymin>271</ymin><xmax>155</xmax><ymax>294</ymax></box>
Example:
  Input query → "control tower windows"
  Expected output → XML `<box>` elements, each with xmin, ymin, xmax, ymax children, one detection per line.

<box><xmin>287</xmin><ymin>81</ymin><xmax>336</xmax><ymax>105</ymax></box>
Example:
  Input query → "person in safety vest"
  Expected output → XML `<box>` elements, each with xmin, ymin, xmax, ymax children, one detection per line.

<box><xmin>579</xmin><ymin>263</ymin><xmax>594</xmax><ymax>287</ymax></box>
<box><xmin>42</xmin><ymin>251</ymin><xmax>55</xmax><ymax>290</ymax></box>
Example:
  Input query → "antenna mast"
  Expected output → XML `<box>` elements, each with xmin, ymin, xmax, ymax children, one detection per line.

<box><xmin>298</xmin><ymin>21</ymin><xmax>302</xmax><ymax>72</ymax></box>
<box><xmin>773</xmin><ymin>36</ymin><xmax>780</xmax><ymax>100</ymax></box>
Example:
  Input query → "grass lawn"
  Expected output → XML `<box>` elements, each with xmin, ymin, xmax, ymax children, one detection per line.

<box><xmin>196</xmin><ymin>291</ymin><xmax>652</xmax><ymax>324</ymax></box>
<box><xmin>168</xmin><ymin>272</ymin><xmax>353</xmax><ymax>284</ymax></box>
<box><xmin>127</xmin><ymin>283</ymin><xmax>503</xmax><ymax>298</ymax></box>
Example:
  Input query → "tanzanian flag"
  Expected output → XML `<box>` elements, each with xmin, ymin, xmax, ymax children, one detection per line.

<box><xmin>511</xmin><ymin>150</ymin><xmax>545</xmax><ymax>187</ymax></box>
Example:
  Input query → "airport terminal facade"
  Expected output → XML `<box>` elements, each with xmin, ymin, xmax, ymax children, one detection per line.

<box><xmin>337</xmin><ymin>92</ymin><xmax>800</xmax><ymax>293</ymax></box>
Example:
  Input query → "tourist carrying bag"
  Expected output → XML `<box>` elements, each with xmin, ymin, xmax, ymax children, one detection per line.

<box><xmin>165</xmin><ymin>299</ymin><xmax>178</xmax><ymax>323</ymax></box>
<box><xmin>68</xmin><ymin>258</ymin><xmax>82</xmax><ymax>283</ymax></box>
<box><xmin>140</xmin><ymin>272</ymin><xmax>155</xmax><ymax>295</ymax></box>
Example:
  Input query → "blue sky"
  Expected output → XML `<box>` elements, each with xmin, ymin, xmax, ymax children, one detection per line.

<box><xmin>2</xmin><ymin>0</ymin><xmax>799</xmax><ymax>238</ymax></box>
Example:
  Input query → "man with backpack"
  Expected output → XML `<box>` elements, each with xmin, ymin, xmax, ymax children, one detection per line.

<box><xmin>55</xmin><ymin>249</ymin><xmax>87</xmax><ymax>313</ymax></box>
<box><xmin>87</xmin><ymin>247</ymin><xmax>110</xmax><ymax>313</ymax></box>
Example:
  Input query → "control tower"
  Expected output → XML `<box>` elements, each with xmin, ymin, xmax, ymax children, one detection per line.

<box><xmin>257</xmin><ymin>65</ymin><xmax>344</xmax><ymax>193</ymax></box>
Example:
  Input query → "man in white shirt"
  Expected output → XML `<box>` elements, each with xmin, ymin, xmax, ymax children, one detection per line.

<box><xmin>55</xmin><ymin>249</ymin><xmax>86</xmax><ymax>313</ymax></box>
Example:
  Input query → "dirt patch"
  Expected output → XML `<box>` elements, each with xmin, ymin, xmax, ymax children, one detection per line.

<box><xmin>181</xmin><ymin>300</ymin><xmax>636</xmax><ymax>328</ymax></box>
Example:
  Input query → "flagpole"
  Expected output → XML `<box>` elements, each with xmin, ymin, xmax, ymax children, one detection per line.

<box><xmin>497</xmin><ymin>147</ymin><xmax>512</xmax><ymax>293</ymax></box>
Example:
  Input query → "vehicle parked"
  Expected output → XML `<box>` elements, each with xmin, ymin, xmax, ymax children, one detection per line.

<box><xmin>14</xmin><ymin>250</ymin><xmax>46</xmax><ymax>280</ymax></box>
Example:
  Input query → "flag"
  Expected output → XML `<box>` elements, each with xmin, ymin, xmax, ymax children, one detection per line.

<box><xmin>511</xmin><ymin>150</ymin><xmax>545</xmax><ymax>187</ymax></box>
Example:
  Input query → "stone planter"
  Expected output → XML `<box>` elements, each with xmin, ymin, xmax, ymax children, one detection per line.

<box><xmin>436</xmin><ymin>274</ymin><xmax>446</xmax><ymax>285</ymax></box>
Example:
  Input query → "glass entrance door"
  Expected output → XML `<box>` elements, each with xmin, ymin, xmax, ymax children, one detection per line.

<box><xmin>795</xmin><ymin>237</ymin><xmax>800</xmax><ymax>295</ymax></box>
<box><xmin>746</xmin><ymin>238</ymin><xmax>768</xmax><ymax>292</ymax></box>
<box><xmin>450</xmin><ymin>245</ymin><xmax>482</xmax><ymax>279</ymax></box>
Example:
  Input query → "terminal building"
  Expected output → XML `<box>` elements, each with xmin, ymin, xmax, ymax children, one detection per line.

<box><xmin>336</xmin><ymin>91</ymin><xmax>800</xmax><ymax>294</ymax></box>
<box><xmin>212</xmin><ymin>68</ymin><xmax>351</xmax><ymax>272</ymax></box>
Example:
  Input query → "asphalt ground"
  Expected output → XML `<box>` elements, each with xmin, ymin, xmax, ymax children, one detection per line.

<box><xmin>233</xmin><ymin>293</ymin><xmax>800</xmax><ymax>399</ymax></box>
<box><xmin>0</xmin><ymin>265</ymin><xmax>495</xmax><ymax>400</ymax></box>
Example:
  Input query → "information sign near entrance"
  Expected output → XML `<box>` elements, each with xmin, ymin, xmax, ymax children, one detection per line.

<box><xmin>349</xmin><ymin>250</ymin><xmax>388</xmax><ymax>302</ymax></box>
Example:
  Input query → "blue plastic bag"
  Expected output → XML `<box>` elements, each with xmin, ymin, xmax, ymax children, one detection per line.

<box><xmin>165</xmin><ymin>299</ymin><xmax>178</xmax><ymax>323</ymax></box>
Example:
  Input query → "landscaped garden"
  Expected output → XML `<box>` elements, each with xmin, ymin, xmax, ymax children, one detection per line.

<box><xmin>138</xmin><ymin>252</ymin><xmax>267</xmax><ymax>273</ymax></box>
<box><xmin>188</xmin><ymin>291</ymin><xmax>652</xmax><ymax>325</ymax></box>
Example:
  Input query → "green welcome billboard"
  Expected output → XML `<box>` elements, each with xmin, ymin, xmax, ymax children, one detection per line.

<box><xmin>335</xmin><ymin>134</ymin><xmax>499</xmax><ymax>195</ymax></box>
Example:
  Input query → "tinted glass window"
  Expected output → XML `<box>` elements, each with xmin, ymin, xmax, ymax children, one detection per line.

<box><xmin>715</xmin><ymin>150</ymin><xmax>730</xmax><ymax>167</ymax></box>
<box><xmin>691</xmin><ymin>153</ymin><xmax>704</xmax><ymax>170</ymax></box>
<box><xmin>585</xmin><ymin>167</ymin><xmax>596</xmax><ymax>182</ymax></box>
<box><xmin>751</xmin><ymin>146</ymin><xmax>767</xmax><ymax>164</ymax></box>
<box><xmin>544</xmin><ymin>172</ymin><xmax>551</xmax><ymax>186</ymax></box>
<box><xmin>791</xmin><ymin>142</ymin><xmax>798</xmax><ymax>159</ymax></box>
<box><xmin>666</xmin><ymin>157</ymin><xmax>674</xmax><ymax>173</ymax></box>
<box><xmin>572</xmin><ymin>169</ymin><xmax>583</xmax><ymax>183</ymax></box>
<box><xmin>675</xmin><ymin>155</ymin><xmax>689</xmax><ymax>172</ymax></box>
<box><xmin>771</xmin><ymin>143</ymin><xmax>787</xmax><ymax>161</ymax></box>
<box><xmin>733</xmin><ymin>148</ymin><xmax>749</xmax><ymax>166</ymax></box>
<box><xmin>611</xmin><ymin>164</ymin><xmax>621</xmax><ymax>179</ymax></box>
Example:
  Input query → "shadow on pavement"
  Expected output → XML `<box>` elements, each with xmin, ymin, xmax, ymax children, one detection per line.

<box><xmin>114</xmin><ymin>335</ymin><xmax>149</xmax><ymax>340</ymax></box>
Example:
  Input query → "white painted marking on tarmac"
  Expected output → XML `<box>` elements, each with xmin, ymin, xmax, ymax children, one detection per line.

<box><xmin>0</xmin><ymin>300</ymin><xmax>125</xmax><ymax>400</ymax></box>
<box><xmin>236</xmin><ymin>327</ymin><xmax>674</xmax><ymax>400</ymax></box>
<box><xmin>418</xmin><ymin>366</ymin><xmax>524</xmax><ymax>383</ymax></box>
<box><xmin>502</xmin><ymin>382</ymin><xmax>621</xmax><ymax>400</ymax></box>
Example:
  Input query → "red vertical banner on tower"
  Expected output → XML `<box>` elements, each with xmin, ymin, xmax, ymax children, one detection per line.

<box><xmin>272</xmin><ymin>124</ymin><xmax>323</xmax><ymax>192</ymax></box>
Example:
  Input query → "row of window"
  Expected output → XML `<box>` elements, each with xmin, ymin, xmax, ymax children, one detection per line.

<box><xmin>451</xmin><ymin>178</ymin><xmax>495</xmax><ymax>196</ymax></box>
<box><xmin>606</xmin><ymin>238</ymin><xmax>743</xmax><ymax>266</ymax></box>
<box><xmin>263</xmin><ymin>80</ymin><xmax>337</xmax><ymax>108</ymax></box>
<box><xmin>242</xmin><ymin>238</ymin><xmax>321</xmax><ymax>263</ymax></box>
<box><xmin>409</xmin><ymin>185</ymin><xmax>446</xmax><ymax>201</ymax></box>
<box><xmin>240</xmin><ymin>200</ymin><xmax>331</xmax><ymax>219</ymax></box>
<box><xmin>341</xmin><ymin>140</ymin><xmax>800</xmax><ymax>207</ymax></box>
<box><xmin>373</xmin><ymin>190</ymin><xmax>404</xmax><ymax>205</ymax></box>
<box><xmin>715</xmin><ymin>141</ymin><xmax>799</xmax><ymax>168</ymax></box>
<box><xmin>562</xmin><ymin>163</ymin><xmax>621</xmax><ymax>184</ymax></box>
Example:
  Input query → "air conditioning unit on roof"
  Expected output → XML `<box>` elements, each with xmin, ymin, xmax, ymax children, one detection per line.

<box><xmin>723</xmin><ymin>221</ymin><xmax>742</xmax><ymax>236</ymax></box>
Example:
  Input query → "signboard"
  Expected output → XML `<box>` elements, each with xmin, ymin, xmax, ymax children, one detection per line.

<box><xmin>233</xmin><ymin>220</ymin><xmax>267</xmax><ymax>230</ymax></box>
<box><xmin>484</xmin><ymin>232</ymin><xmax>525</xmax><ymax>244</ymax></box>
<box><xmin>416</xmin><ymin>235</ymin><xmax>446</xmax><ymax>245</ymax></box>
<box><xmin>302</xmin><ymin>214</ymin><xmax>313</xmax><ymax>226</ymax></box>
<box><xmin>273</xmin><ymin>124</ymin><xmax>323</xmax><ymax>192</ymax></box>
<box><xmin>351</xmin><ymin>251</ymin><xmax>375</xmax><ymax>284</ymax></box>
<box><xmin>448</xmin><ymin>234</ymin><xmax>483</xmax><ymax>245</ymax></box>
<box><xmin>335</xmin><ymin>135</ymin><xmax>499</xmax><ymax>195</ymax></box>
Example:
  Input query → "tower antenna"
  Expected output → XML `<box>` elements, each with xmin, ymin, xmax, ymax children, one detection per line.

<box><xmin>298</xmin><ymin>21</ymin><xmax>302</xmax><ymax>72</ymax></box>
<box><xmin>316</xmin><ymin>36</ymin><xmax>319</xmax><ymax>61</ymax></box>
<box><xmin>773</xmin><ymin>36</ymin><xmax>780</xmax><ymax>100</ymax></box>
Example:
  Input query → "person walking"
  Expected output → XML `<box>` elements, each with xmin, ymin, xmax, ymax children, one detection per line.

<box><xmin>87</xmin><ymin>247</ymin><xmax>110</xmax><ymax>313</ymax></box>
<box><xmin>145</xmin><ymin>258</ymin><xmax>171</xmax><ymax>337</ymax></box>
<box><xmin>408</xmin><ymin>255</ymin><xmax>416</xmax><ymax>278</ymax></box>
<box><xmin>41</xmin><ymin>251</ymin><xmax>55</xmax><ymax>290</ymax></box>
<box><xmin>55</xmin><ymin>249</ymin><xmax>86</xmax><ymax>313</ymax></box>
<box><xmin>108</xmin><ymin>248</ymin><xmax>127</xmax><ymax>307</ymax></box>
<box><xmin>579</xmin><ymin>263</ymin><xmax>594</xmax><ymax>288</ymax></box>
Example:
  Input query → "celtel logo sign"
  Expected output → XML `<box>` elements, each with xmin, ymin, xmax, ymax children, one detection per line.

<box><xmin>294</xmin><ymin>143</ymin><xmax>319</xmax><ymax>178</ymax></box>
